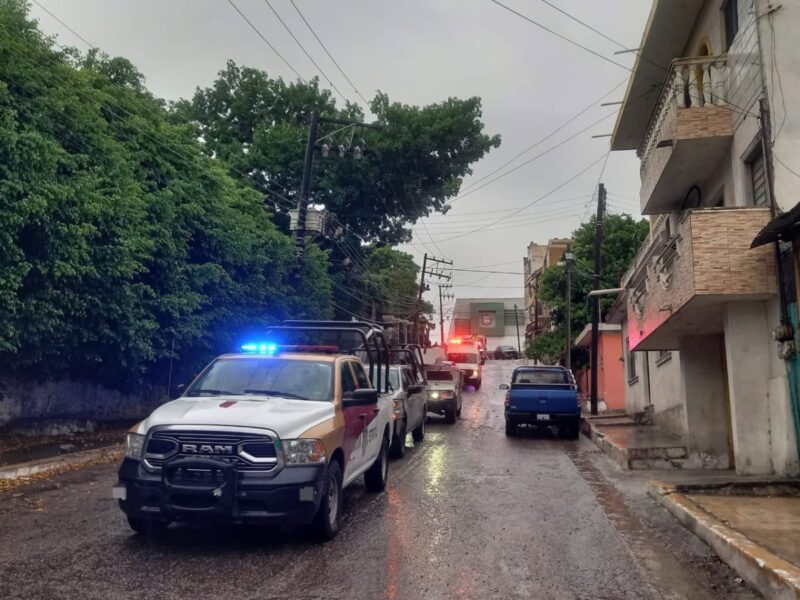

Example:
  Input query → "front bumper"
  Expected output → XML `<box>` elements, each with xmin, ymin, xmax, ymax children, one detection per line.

<box><xmin>428</xmin><ymin>393</ymin><xmax>457</xmax><ymax>414</ymax></box>
<box><xmin>505</xmin><ymin>411</ymin><xmax>580</xmax><ymax>426</ymax></box>
<box><xmin>116</xmin><ymin>457</ymin><xmax>326</xmax><ymax>525</ymax></box>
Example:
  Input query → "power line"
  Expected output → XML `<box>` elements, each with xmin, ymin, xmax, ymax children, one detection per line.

<box><xmin>447</xmin><ymin>110</ymin><xmax>617</xmax><ymax>205</ymax></box>
<box><xmin>452</xmin><ymin>268</ymin><xmax>524</xmax><ymax>275</ymax></box>
<box><xmin>458</xmin><ymin>79</ymin><xmax>626</xmax><ymax>194</ymax></box>
<box><xmin>489</xmin><ymin>0</ymin><xmax>637</xmax><ymax>74</ymax></box>
<box><xmin>31</xmin><ymin>0</ymin><xmax>94</xmax><ymax>47</ymax></box>
<box><xmin>226</xmin><ymin>0</ymin><xmax>306</xmax><ymax>82</ymax></box>
<box><xmin>262</xmin><ymin>0</ymin><xmax>349</xmax><ymax>103</ymax></box>
<box><xmin>490</xmin><ymin>0</ymin><xmax>757</xmax><ymax>120</ymax></box>
<box><xmin>422</xmin><ymin>152</ymin><xmax>608</xmax><ymax>244</ymax></box>
<box><xmin>289</xmin><ymin>0</ymin><xmax>370</xmax><ymax>106</ymax></box>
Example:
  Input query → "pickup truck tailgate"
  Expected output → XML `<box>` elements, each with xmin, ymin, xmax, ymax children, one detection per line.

<box><xmin>509</xmin><ymin>385</ymin><xmax>578</xmax><ymax>413</ymax></box>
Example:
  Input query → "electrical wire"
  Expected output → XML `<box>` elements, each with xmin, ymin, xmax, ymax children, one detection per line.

<box><xmin>289</xmin><ymin>0</ymin><xmax>370</xmax><ymax>106</ymax></box>
<box><xmin>489</xmin><ymin>0</ymin><xmax>758</xmax><ymax>119</ymax></box>
<box><xmin>458</xmin><ymin>79</ymin><xmax>627</xmax><ymax>194</ymax></box>
<box><xmin>226</xmin><ymin>0</ymin><xmax>306</xmax><ymax>82</ymax></box>
<box><xmin>262</xmin><ymin>0</ymin><xmax>349</xmax><ymax>103</ymax></box>
<box><xmin>417</xmin><ymin>153</ymin><xmax>608</xmax><ymax>244</ymax></box>
<box><xmin>447</xmin><ymin>109</ymin><xmax>617</xmax><ymax>205</ymax></box>
<box><xmin>31</xmin><ymin>0</ymin><xmax>94</xmax><ymax>47</ymax></box>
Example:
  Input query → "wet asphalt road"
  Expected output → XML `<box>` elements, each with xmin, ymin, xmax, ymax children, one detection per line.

<box><xmin>0</xmin><ymin>361</ymin><xmax>759</xmax><ymax>600</ymax></box>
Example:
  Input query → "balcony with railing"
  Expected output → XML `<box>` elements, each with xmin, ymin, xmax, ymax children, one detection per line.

<box><xmin>623</xmin><ymin>207</ymin><xmax>776</xmax><ymax>351</ymax></box>
<box><xmin>637</xmin><ymin>56</ymin><xmax>734</xmax><ymax>214</ymax></box>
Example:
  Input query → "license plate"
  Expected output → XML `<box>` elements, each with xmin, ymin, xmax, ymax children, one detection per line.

<box><xmin>536</xmin><ymin>414</ymin><xmax>550</xmax><ymax>421</ymax></box>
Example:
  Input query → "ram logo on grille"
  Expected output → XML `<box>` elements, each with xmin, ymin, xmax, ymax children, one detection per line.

<box><xmin>181</xmin><ymin>443</ymin><xmax>234</xmax><ymax>455</ymax></box>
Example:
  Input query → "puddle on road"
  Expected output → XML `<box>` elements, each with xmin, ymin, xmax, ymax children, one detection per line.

<box><xmin>566</xmin><ymin>450</ymin><xmax>716</xmax><ymax>600</ymax></box>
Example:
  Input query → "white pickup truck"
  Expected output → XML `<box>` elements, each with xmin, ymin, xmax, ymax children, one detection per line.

<box><xmin>113</xmin><ymin>321</ymin><xmax>393</xmax><ymax>540</ymax></box>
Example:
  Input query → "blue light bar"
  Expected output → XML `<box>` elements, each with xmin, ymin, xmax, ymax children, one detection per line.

<box><xmin>240</xmin><ymin>342</ymin><xmax>277</xmax><ymax>355</ymax></box>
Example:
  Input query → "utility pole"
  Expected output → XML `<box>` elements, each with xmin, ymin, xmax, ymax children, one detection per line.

<box><xmin>413</xmin><ymin>254</ymin><xmax>452</xmax><ymax>342</ymax></box>
<box><xmin>590</xmin><ymin>183</ymin><xmax>606</xmax><ymax>415</ymax></box>
<box><xmin>514</xmin><ymin>304</ymin><xmax>522</xmax><ymax>357</ymax></box>
<box><xmin>438</xmin><ymin>284</ymin><xmax>453</xmax><ymax>346</ymax></box>
<box><xmin>295</xmin><ymin>112</ymin><xmax>381</xmax><ymax>261</ymax></box>
<box><xmin>564</xmin><ymin>246</ymin><xmax>575</xmax><ymax>370</ymax></box>
<box><xmin>295</xmin><ymin>111</ymin><xmax>319</xmax><ymax>261</ymax></box>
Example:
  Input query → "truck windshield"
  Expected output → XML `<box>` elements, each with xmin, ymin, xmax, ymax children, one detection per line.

<box><xmin>447</xmin><ymin>352</ymin><xmax>478</xmax><ymax>363</ymax></box>
<box><xmin>426</xmin><ymin>371</ymin><xmax>453</xmax><ymax>382</ymax></box>
<box><xmin>513</xmin><ymin>370</ymin><xmax>569</xmax><ymax>385</ymax></box>
<box><xmin>388</xmin><ymin>368</ymin><xmax>400</xmax><ymax>391</ymax></box>
<box><xmin>187</xmin><ymin>358</ymin><xmax>333</xmax><ymax>401</ymax></box>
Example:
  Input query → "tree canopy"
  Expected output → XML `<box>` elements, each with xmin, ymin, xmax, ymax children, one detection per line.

<box><xmin>0</xmin><ymin>0</ymin><xmax>331</xmax><ymax>387</ymax></box>
<box><xmin>175</xmin><ymin>61</ymin><xmax>501</xmax><ymax>246</ymax></box>
<box><xmin>528</xmin><ymin>213</ymin><xmax>649</xmax><ymax>366</ymax></box>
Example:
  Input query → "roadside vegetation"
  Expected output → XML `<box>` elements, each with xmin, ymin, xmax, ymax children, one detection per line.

<box><xmin>0</xmin><ymin>0</ymin><xmax>498</xmax><ymax>388</ymax></box>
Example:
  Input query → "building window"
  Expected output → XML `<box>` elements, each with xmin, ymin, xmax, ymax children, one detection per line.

<box><xmin>656</xmin><ymin>350</ymin><xmax>672</xmax><ymax>366</ymax></box>
<box><xmin>626</xmin><ymin>337</ymin><xmax>638</xmax><ymax>384</ymax></box>
<box><xmin>748</xmin><ymin>145</ymin><xmax>769</xmax><ymax>207</ymax></box>
<box><xmin>724</xmin><ymin>0</ymin><xmax>739</xmax><ymax>49</ymax></box>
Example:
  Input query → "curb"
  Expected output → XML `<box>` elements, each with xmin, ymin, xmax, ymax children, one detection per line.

<box><xmin>648</xmin><ymin>480</ymin><xmax>800</xmax><ymax>599</ymax></box>
<box><xmin>0</xmin><ymin>445</ymin><xmax>122</xmax><ymax>482</ymax></box>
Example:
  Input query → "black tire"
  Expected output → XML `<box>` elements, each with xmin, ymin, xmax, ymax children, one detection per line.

<box><xmin>445</xmin><ymin>408</ymin><xmax>457</xmax><ymax>424</ymax></box>
<box><xmin>568</xmin><ymin>423</ymin><xmax>581</xmax><ymax>439</ymax></box>
<box><xmin>505</xmin><ymin>420</ymin><xmax>516</xmax><ymax>437</ymax></box>
<box><xmin>456</xmin><ymin>403</ymin><xmax>462</xmax><ymax>417</ymax></box>
<box><xmin>411</xmin><ymin>412</ymin><xmax>426</xmax><ymax>442</ymax></box>
<box><xmin>364</xmin><ymin>435</ymin><xmax>389</xmax><ymax>492</ymax></box>
<box><xmin>474</xmin><ymin>379</ymin><xmax>482</xmax><ymax>391</ymax></box>
<box><xmin>311</xmin><ymin>460</ymin><xmax>343</xmax><ymax>541</ymax></box>
<box><xmin>389</xmin><ymin>420</ymin><xmax>407</xmax><ymax>459</ymax></box>
<box><xmin>127</xmin><ymin>516</ymin><xmax>169</xmax><ymax>537</ymax></box>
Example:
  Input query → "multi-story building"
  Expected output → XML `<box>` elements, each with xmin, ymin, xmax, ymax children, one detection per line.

<box><xmin>610</xmin><ymin>0</ymin><xmax>800</xmax><ymax>475</ymax></box>
<box><xmin>523</xmin><ymin>238</ymin><xmax>572</xmax><ymax>342</ymax></box>
<box><xmin>448</xmin><ymin>297</ymin><xmax>525</xmax><ymax>352</ymax></box>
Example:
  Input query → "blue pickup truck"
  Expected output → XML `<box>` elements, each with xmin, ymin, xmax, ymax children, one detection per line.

<box><xmin>500</xmin><ymin>366</ymin><xmax>580</xmax><ymax>438</ymax></box>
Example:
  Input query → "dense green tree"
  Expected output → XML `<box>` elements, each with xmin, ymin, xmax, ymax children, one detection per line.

<box><xmin>535</xmin><ymin>213</ymin><xmax>649</xmax><ymax>365</ymax></box>
<box><xmin>174</xmin><ymin>61</ymin><xmax>501</xmax><ymax>245</ymax></box>
<box><xmin>0</xmin><ymin>0</ymin><xmax>330</xmax><ymax>386</ymax></box>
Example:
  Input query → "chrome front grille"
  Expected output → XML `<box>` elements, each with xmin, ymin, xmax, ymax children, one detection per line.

<box><xmin>144</xmin><ymin>429</ymin><xmax>278</xmax><ymax>473</ymax></box>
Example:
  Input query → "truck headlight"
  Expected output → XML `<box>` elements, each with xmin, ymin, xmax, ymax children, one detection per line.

<box><xmin>430</xmin><ymin>391</ymin><xmax>440</xmax><ymax>400</ymax></box>
<box><xmin>472</xmin><ymin>369</ymin><xmax>479</xmax><ymax>377</ymax></box>
<box><xmin>282</xmin><ymin>439</ymin><xmax>326</xmax><ymax>465</ymax></box>
<box><xmin>125</xmin><ymin>433</ymin><xmax>145</xmax><ymax>460</ymax></box>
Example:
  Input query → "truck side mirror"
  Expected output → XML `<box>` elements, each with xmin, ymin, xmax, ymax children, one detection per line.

<box><xmin>175</xmin><ymin>383</ymin><xmax>186</xmax><ymax>398</ymax></box>
<box><xmin>407</xmin><ymin>384</ymin><xmax>423</xmax><ymax>395</ymax></box>
<box><xmin>499</xmin><ymin>384</ymin><xmax>509</xmax><ymax>390</ymax></box>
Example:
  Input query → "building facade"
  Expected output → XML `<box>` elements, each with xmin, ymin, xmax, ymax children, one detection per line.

<box><xmin>523</xmin><ymin>238</ymin><xmax>572</xmax><ymax>342</ymax></box>
<box><xmin>449</xmin><ymin>297</ymin><xmax>525</xmax><ymax>352</ymax></box>
<box><xmin>610</xmin><ymin>0</ymin><xmax>800</xmax><ymax>475</ymax></box>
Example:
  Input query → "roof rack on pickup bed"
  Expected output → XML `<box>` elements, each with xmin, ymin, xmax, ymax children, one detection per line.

<box><xmin>388</xmin><ymin>344</ymin><xmax>427</xmax><ymax>384</ymax></box>
<box><xmin>266</xmin><ymin>320</ymin><xmax>390</xmax><ymax>393</ymax></box>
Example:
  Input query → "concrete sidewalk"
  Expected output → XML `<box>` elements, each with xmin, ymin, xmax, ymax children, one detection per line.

<box><xmin>650</xmin><ymin>479</ymin><xmax>800</xmax><ymax>599</ymax></box>
<box><xmin>583</xmin><ymin>414</ymin><xmax>688</xmax><ymax>469</ymax></box>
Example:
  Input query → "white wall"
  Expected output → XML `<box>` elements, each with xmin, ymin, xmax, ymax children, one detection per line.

<box><xmin>757</xmin><ymin>0</ymin><xmax>800</xmax><ymax>214</ymax></box>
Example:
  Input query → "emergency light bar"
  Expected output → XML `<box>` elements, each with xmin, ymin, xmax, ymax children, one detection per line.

<box><xmin>240</xmin><ymin>343</ymin><xmax>339</xmax><ymax>355</ymax></box>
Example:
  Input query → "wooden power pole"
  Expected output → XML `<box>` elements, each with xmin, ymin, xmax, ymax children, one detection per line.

<box><xmin>590</xmin><ymin>184</ymin><xmax>606</xmax><ymax>415</ymax></box>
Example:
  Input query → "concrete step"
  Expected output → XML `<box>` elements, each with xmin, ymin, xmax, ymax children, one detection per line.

<box><xmin>584</xmin><ymin>420</ymin><xmax>689</xmax><ymax>470</ymax></box>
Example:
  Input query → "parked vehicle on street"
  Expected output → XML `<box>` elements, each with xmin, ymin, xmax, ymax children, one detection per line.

<box><xmin>446</xmin><ymin>338</ymin><xmax>482</xmax><ymax>390</ymax></box>
<box><xmin>500</xmin><ymin>366</ymin><xmax>579</xmax><ymax>438</ymax></box>
<box><xmin>387</xmin><ymin>364</ymin><xmax>427</xmax><ymax>458</ymax></box>
<box><xmin>113</xmin><ymin>321</ymin><xmax>393</xmax><ymax>541</ymax></box>
<box><xmin>425</xmin><ymin>363</ymin><xmax>463</xmax><ymax>423</ymax></box>
<box><xmin>494</xmin><ymin>345</ymin><xmax>519</xmax><ymax>360</ymax></box>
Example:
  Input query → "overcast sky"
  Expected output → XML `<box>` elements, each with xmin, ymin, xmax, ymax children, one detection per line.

<box><xmin>28</xmin><ymin>0</ymin><xmax>652</xmax><ymax>329</ymax></box>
